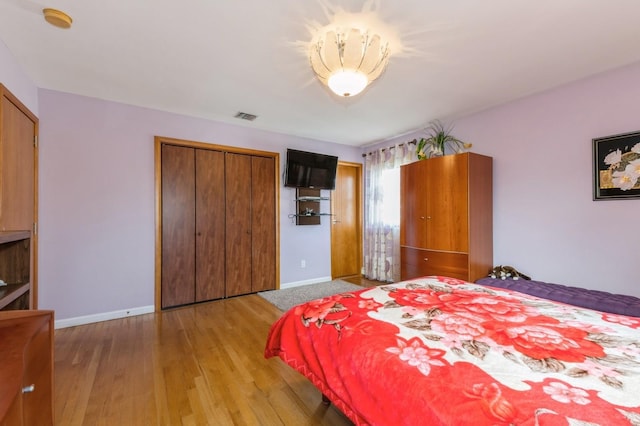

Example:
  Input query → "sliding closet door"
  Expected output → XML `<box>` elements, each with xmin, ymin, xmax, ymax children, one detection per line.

<box><xmin>161</xmin><ymin>145</ymin><xmax>196</xmax><ymax>308</ymax></box>
<box><xmin>225</xmin><ymin>153</ymin><xmax>252</xmax><ymax>296</ymax></box>
<box><xmin>251</xmin><ymin>156</ymin><xmax>276</xmax><ymax>292</ymax></box>
<box><xmin>195</xmin><ymin>149</ymin><xmax>226</xmax><ymax>301</ymax></box>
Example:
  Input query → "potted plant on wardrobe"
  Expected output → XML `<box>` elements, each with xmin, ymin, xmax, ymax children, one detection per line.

<box><xmin>416</xmin><ymin>120</ymin><xmax>472</xmax><ymax>160</ymax></box>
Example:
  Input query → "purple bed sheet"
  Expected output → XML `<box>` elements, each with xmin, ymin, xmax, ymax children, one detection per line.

<box><xmin>475</xmin><ymin>277</ymin><xmax>640</xmax><ymax>318</ymax></box>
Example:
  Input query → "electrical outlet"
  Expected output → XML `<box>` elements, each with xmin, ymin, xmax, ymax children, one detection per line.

<box><xmin>300</xmin><ymin>259</ymin><xmax>306</xmax><ymax>268</ymax></box>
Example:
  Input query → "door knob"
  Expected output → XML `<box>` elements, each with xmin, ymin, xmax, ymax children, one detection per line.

<box><xmin>22</xmin><ymin>384</ymin><xmax>35</xmax><ymax>393</ymax></box>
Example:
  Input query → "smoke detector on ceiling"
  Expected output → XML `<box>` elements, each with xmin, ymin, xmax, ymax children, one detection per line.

<box><xmin>43</xmin><ymin>8</ymin><xmax>73</xmax><ymax>29</ymax></box>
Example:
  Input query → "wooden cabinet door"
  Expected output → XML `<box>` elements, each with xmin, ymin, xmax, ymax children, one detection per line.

<box><xmin>195</xmin><ymin>149</ymin><xmax>226</xmax><ymax>301</ymax></box>
<box><xmin>400</xmin><ymin>161</ymin><xmax>427</xmax><ymax>248</ymax></box>
<box><xmin>251</xmin><ymin>156</ymin><xmax>276</xmax><ymax>292</ymax></box>
<box><xmin>425</xmin><ymin>155</ymin><xmax>469</xmax><ymax>252</ymax></box>
<box><xmin>22</xmin><ymin>317</ymin><xmax>53</xmax><ymax>426</ymax></box>
<box><xmin>0</xmin><ymin>311</ymin><xmax>54</xmax><ymax>426</ymax></box>
<box><xmin>225</xmin><ymin>153</ymin><xmax>252</xmax><ymax>296</ymax></box>
<box><xmin>161</xmin><ymin>145</ymin><xmax>196</xmax><ymax>308</ymax></box>
<box><xmin>0</xmin><ymin>93</ymin><xmax>35</xmax><ymax>231</ymax></box>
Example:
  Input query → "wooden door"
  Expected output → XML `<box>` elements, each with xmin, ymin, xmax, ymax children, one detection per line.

<box><xmin>400</xmin><ymin>161</ymin><xmax>428</xmax><ymax>248</ymax></box>
<box><xmin>251</xmin><ymin>156</ymin><xmax>276</xmax><ymax>292</ymax></box>
<box><xmin>0</xmin><ymin>85</ymin><xmax>38</xmax><ymax>307</ymax></box>
<box><xmin>225</xmin><ymin>153</ymin><xmax>252</xmax><ymax>297</ymax></box>
<box><xmin>161</xmin><ymin>145</ymin><xmax>196</xmax><ymax>308</ymax></box>
<box><xmin>425</xmin><ymin>155</ymin><xmax>469</xmax><ymax>252</ymax></box>
<box><xmin>330</xmin><ymin>162</ymin><xmax>362</xmax><ymax>279</ymax></box>
<box><xmin>195</xmin><ymin>149</ymin><xmax>226</xmax><ymax>301</ymax></box>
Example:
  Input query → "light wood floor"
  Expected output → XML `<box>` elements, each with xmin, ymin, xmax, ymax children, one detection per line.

<box><xmin>53</xmin><ymin>277</ymin><xmax>384</xmax><ymax>425</ymax></box>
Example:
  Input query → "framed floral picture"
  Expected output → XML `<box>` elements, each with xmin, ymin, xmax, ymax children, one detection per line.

<box><xmin>593</xmin><ymin>131</ymin><xmax>640</xmax><ymax>200</ymax></box>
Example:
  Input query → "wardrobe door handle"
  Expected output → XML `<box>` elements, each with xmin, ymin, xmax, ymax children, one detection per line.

<box><xmin>22</xmin><ymin>384</ymin><xmax>35</xmax><ymax>393</ymax></box>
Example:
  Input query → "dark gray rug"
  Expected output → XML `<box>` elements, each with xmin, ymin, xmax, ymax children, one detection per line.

<box><xmin>258</xmin><ymin>280</ymin><xmax>363</xmax><ymax>312</ymax></box>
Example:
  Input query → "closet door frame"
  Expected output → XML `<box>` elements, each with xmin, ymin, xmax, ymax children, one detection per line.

<box><xmin>154</xmin><ymin>136</ymin><xmax>280</xmax><ymax>312</ymax></box>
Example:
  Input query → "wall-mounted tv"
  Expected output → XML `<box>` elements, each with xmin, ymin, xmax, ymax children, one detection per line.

<box><xmin>284</xmin><ymin>149</ymin><xmax>339</xmax><ymax>190</ymax></box>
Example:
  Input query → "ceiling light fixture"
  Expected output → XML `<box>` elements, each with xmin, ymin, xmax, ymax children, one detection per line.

<box><xmin>43</xmin><ymin>8</ymin><xmax>73</xmax><ymax>29</ymax></box>
<box><xmin>309</xmin><ymin>28</ymin><xmax>391</xmax><ymax>97</ymax></box>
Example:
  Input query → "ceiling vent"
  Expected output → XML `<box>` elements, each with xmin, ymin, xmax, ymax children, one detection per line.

<box><xmin>234</xmin><ymin>112</ymin><xmax>257</xmax><ymax>121</ymax></box>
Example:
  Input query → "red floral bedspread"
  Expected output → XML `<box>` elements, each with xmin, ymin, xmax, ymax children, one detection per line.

<box><xmin>264</xmin><ymin>276</ymin><xmax>640</xmax><ymax>425</ymax></box>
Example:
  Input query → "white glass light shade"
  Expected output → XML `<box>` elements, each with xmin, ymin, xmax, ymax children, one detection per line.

<box><xmin>328</xmin><ymin>70</ymin><xmax>368</xmax><ymax>97</ymax></box>
<box><xmin>310</xmin><ymin>27</ymin><xmax>390</xmax><ymax>97</ymax></box>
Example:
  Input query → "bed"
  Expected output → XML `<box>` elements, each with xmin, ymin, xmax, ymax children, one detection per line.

<box><xmin>264</xmin><ymin>276</ymin><xmax>640</xmax><ymax>425</ymax></box>
<box><xmin>475</xmin><ymin>277</ymin><xmax>640</xmax><ymax>318</ymax></box>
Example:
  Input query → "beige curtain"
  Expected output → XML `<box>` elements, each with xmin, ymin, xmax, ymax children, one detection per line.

<box><xmin>363</xmin><ymin>143</ymin><xmax>415</xmax><ymax>282</ymax></box>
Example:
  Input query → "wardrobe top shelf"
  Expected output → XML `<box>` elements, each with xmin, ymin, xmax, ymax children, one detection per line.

<box><xmin>0</xmin><ymin>231</ymin><xmax>30</xmax><ymax>244</ymax></box>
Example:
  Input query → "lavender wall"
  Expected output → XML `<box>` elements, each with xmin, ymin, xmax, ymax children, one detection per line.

<box><xmin>455</xmin><ymin>62</ymin><xmax>640</xmax><ymax>296</ymax></box>
<box><xmin>370</xmin><ymin>62</ymin><xmax>640</xmax><ymax>297</ymax></box>
<box><xmin>0</xmin><ymin>39</ymin><xmax>38</xmax><ymax>115</ymax></box>
<box><xmin>37</xmin><ymin>90</ymin><xmax>360</xmax><ymax>320</ymax></box>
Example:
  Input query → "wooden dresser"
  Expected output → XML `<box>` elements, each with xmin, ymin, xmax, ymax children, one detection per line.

<box><xmin>400</xmin><ymin>153</ymin><xmax>493</xmax><ymax>282</ymax></box>
<box><xmin>0</xmin><ymin>310</ymin><xmax>54</xmax><ymax>425</ymax></box>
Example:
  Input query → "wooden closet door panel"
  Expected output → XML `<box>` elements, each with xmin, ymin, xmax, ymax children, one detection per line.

<box><xmin>251</xmin><ymin>156</ymin><xmax>276</xmax><ymax>292</ymax></box>
<box><xmin>195</xmin><ymin>149</ymin><xmax>226</xmax><ymax>302</ymax></box>
<box><xmin>225</xmin><ymin>153</ymin><xmax>252</xmax><ymax>296</ymax></box>
<box><xmin>400</xmin><ymin>161</ymin><xmax>427</xmax><ymax>248</ymax></box>
<box><xmin>161</xmin><ymin>145</ymin><xmax>196</xmax><ymax>308</ymax></box>
<box><xmin>426</xmin><ymin>155</ymin><xmax>469</xmax><ymax>252</ymax></box>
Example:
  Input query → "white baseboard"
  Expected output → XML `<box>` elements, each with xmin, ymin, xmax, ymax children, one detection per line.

<box><xmin>55</xmin><ymin>305</ymin><xmax>155</xmax><ymax>329</ymax></box>
<box><xmin>55</xmin><ymin>278</ymin><xmax>335</xmax><ymax>328</ymax></box>
<box><xmin>279</xmin><ymin>276</ymin><xmax>332</xmax><ymax>290</ymax></box>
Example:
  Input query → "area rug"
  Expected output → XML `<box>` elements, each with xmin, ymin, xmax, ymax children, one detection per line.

<box><xmin>258</xmin><ymin>280</ymin><xmax>362</xmax><ymax>312</ymax></box>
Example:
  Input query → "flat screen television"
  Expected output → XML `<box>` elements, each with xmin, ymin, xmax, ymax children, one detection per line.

<box><xmin>284</xmin><ymin>149</ymin><xmax>339</xmax><ymax>190</ymax></box>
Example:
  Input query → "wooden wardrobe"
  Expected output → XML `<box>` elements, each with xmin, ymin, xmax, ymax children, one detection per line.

<box><xmin>155</xmin><ymin>137</ymin><xmax>278</xmax><ymax>310</ymax></box>
<box><xmin>400</xmin><ymin>152</ymin><xmax>492</xmax><ymax>282</ymax></box>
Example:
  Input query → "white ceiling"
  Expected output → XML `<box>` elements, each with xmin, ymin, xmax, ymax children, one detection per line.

<box><xmin>1</xmin><ymin>0</ymin><xmax>640</xmax><ymax>146</ymax></box>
